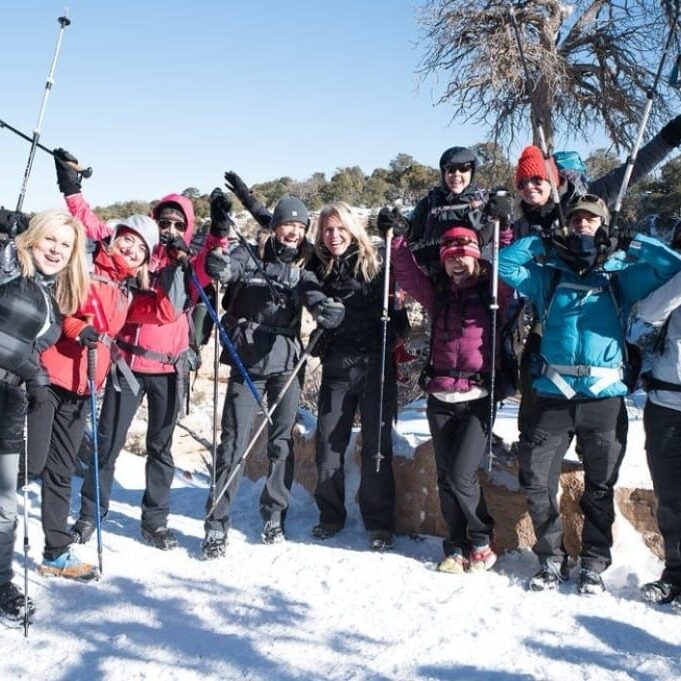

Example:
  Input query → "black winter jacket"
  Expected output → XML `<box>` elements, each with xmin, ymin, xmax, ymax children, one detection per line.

<box><xmin>0</xmin><ymin>240</ymin><xmax>61</xmax><ymax>383</ymax></box>
<box><xmin>211</xmin><ymin>237</ymin><xmax>328</xmax><ymax>376</ymax></box>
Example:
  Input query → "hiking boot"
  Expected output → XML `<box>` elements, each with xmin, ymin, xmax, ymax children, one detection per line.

<box><xmin>577</xmin><ymin>568</ymin><xmax>606</xmax><ymax>595</ymax></box>
<box><xmin>71</xmin><ymin>517</ymin><xmax>97</xmax><ymax>545</ymax></box>
<box><xmin>469</xmin><ymin>545</ymin><xmax>497</xmax><ymax>573</ymax></box>
<box><xmin>641</xmin><ymin>579</ymin><xmax>681</xmax><ymax>604</ymax></box>
<box><xmin>311</xmin><ymin>523</ymin><xmax>343</xmax><ymax>540</ymax></box>
<box><xmin>0</xmin><ymin>581</ymin><xmax>35</xmax><ymax>623</ymax></box>
<box><xmin>529</xmin><ymin>558</ymin><xmax>570</xmax><ymax>592</ymax></box>
<box><xmin>38</xmin><ymin>552</ymin><xmax>99</xmax><ymax>582</ymax></box>
<box><xmin>202</xmin><ymin>529</ymin><xmax>227</xmax><ymax>560</ymax></box>
<box><xmin>437</xmin><ymin>553</ymin><xmax>467</xmax><ymax>574</ymax></box>
<box><xmin>141</xmin><ymin>526</ymin><xmax>178</xmax><ymax>551</ymax></box>
<box><xmin>261</xmin><ymin>520</ymin><xmax>285</xmax><ymax>545</ymax></box>
<box><xmin>369</xmin><ymin>530</ymin><xmax>394</xmax><ymax>551</ymax></box>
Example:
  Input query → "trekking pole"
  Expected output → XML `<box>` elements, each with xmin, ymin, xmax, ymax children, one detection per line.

<box><xmin>87</xmin><ymin>347</ymin><xmax>104</xmax><ymax>574</ymax></box>
<box><xmin>16</xmin><ymin>13</ymin><xmax>71</xmax><ymax>212</ymax></box>
<box><xmin>21</xmin><ymin>420</ymin><xmax>31</xmax><ymax>637</ymax></box>
<box><xmin>205</xmin><ymin>327</ymin><xmax>324</xmax><ymax>520</ymax></box>
<box><xmin>210</xmin><ymin>281</ymin><xmax>220</xmax><ymax>506</ymax></box>
<box><xmin>0</xmin><ymin>117</ymin><xmax>93</xmax><ymax>179</ymax></box>
<box><xmin>187</xmin><ymin>268</ymin><xmax>271</xmax><ymax>423</ymax></box>
<box><xmin>609</xmin><ymin>3</ymin><xmax>681</xmax><ymax>236</ymax></box>
<box><xmin>374</xmin><ymin>227</ymin><xmax>393</xmax><ymax>473</ymax></box>
<box><xmin>508</xmin><ymin>4</ymin><xmax>566</xmax><ymax>234</ymax></box>
<box><xmin>487</xmin><ymin>210</ymin><xmax>502</xmax><ymax>472</ymax></box>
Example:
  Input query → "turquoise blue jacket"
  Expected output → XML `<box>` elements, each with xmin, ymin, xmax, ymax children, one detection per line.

<box><xmin>499</xmin><ymin>234</ymin><xmax>681</xmax><ymax>399</ymax></box>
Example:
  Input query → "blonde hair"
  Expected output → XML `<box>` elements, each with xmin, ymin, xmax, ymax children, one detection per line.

<box><xmin>315</xmin><ymin>202</ymin><xmax>381</xmax><ymax>282</ymax></box>
<box><xmin>15</xmin><ymin>208</ymin><xmax>90</xmax><ymax>314</ymax></box>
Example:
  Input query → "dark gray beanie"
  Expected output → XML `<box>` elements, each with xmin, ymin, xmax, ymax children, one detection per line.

<box><xmin>438</xmin><ymin>146</ymin><xmax>478</xmax><ymax>188</ymax></box>
<box><xmin>270</xmin><ymin>196</ymin><xmax>309</xmax><ymax>230</ymax></box>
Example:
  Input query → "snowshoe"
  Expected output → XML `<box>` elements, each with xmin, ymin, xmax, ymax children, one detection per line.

<box><xmin>261</xmin><ymin>521</ymin><xmax>285</xmax><ymax>545</ymax></box>
<box><xmin>311</xmin><ymin>523</ymin><xmax>343</xmax><ymax>540</ymax></box>
<box><xmin>202</xmin><ymin>529</ymin><xmax>227</xmax><ymax>560</ymax></box>
<box><xmin>529</xmin><ymin>558</ymin><xmax>570</xmax><ymax>592</ymax></box>
<box><xmin>576</xmin><ymin>568</ymin><xmax>606</xmax><ymax>595</ymax></box>
<box><xmin>672</xmin><ymin>595</ymin><xmax>681</xmax><ymax>614</ymax></box>
<box><xmin>369</xmin><ymin>530</ymin><xmax>394</xmax><ymax>552</ymax></box>
<box><xmin>0</xmin><ymin>581</ymin><xmax>35</xmax><ymax>623</ymax></box>
<box><xmin>469</xmin><ymin>545</ymin><xmax>497</xmax><ymax>573</ymax></box>
<box><xmin>141</xmin><ymin>526</ymin><xmax>178</xmax><ymax>551</ymax></box>
<box><xmin>71</xmin><ymin>517</ymin><xmax>96</xmax><ymax>545</ymax></box>
<box><xmin>38</xmin><ymin>551</ymin><xmax>99</xmax><ymax>582</ymax></box>
<box><xmin>641</xmin><ymin>579</ymin><xmax>681</xmax><ymax>604</ymax></box>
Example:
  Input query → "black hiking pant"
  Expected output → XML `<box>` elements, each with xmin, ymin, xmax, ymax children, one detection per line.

<box><xmin>314</xmin><ymin>356</ymin><xmax>396</xmax><ymax>532</ymax></box>
<box><xmin>644</xmin><ymin>400</ymin><xmax>681</xmax><ymax>587</ymax></box>
<box><xmin>518</xmin><ymin>395</ymin><xmax>627</xmax><ymax>573</ymax></box>
<box><xmin>205</xmin><ymin>372</ymin><xmax>300</xmax><ymax>532</ymax></box>
<box><xmin>79</xmin><ymin>372</ymin><xmax>181</xmax><ymax>532</ymax></box>
<box><xmin>427</xmin><ymin>395</ymin><xmax>493</xmax><ymax>555</ymax></box>
<box><xmin>40</xmin><ymin>386</ymin><xmax>89</xmax><ymax>560</ymax></box>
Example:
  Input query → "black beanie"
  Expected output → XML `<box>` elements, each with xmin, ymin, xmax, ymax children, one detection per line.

<box><xmin>438</xmin><ymin>146</ymin><xmax>478</xmax><ymax>188</ymax></box>
<box><xmin>270</xmin><ymin>196</ymin><xmax>309</xmax><ymax>230</ymax></box>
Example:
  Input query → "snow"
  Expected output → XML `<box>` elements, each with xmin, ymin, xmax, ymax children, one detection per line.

<box><xmin>2</xmin><ymin>396</ymin><xmax>681</xmax><ymax>681</ymax></box>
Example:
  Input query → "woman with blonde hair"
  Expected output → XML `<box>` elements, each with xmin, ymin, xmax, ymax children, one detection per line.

<box><xmin>308</xmin><ymin>201</ymin><xmax>401</xmax><ymax>550</ymax></box>
<box><xmin>0</xmin><ymin>208</ymin><xmax>88</xmax><ymax>622</ymax></box>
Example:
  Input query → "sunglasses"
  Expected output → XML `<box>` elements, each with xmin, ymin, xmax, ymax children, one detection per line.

<box><xmin>445</xmin><ymin>163</ymin><xmax>473</xmax><ymax>174</ymax></box>
<box><xmin>157</xmin><ymin>218</ymin><xmax>187</xmax><ymax>232</ymax></box>
<box><xmin>517</xmin><ymin>176</ymin><xmax>546</xmax><ymax>190</ymax></box>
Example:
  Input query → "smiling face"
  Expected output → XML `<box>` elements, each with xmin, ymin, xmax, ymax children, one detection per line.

<box><xmin>31</xmin><ymin>223</ymin><xmax>77</xmax><ymax>276</ymax></box>
<box><xmin>517</xmin><ymin>176</ymin><xmax>552</xmax><ymax>207</ymax></box>
<box><xmin>273</xmin><ymin>221</ymin><xmax>306</xmax><ymax>249</ymax></box>
<box><xmin>111</xmin><ymin>228</ymin><xmax>149</xmax><ymax>269</ymax></box>
<box><xmin>443</xmin><ymin>164</ymin><xmax>473</xmax><ymax>195</ymax></box>
<box><xmin>443</xmin><ymin>254</ymin><xmax>477</xmax><ymax>285</ymax></box>
<box><xmin>321</xmin><ymin>214</ymin><xmax>353</xmax><ymax>256</ymax></box>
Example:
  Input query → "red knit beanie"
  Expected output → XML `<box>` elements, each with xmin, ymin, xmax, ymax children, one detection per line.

<box><xmin>439</xmin><ymin>226</ymin><xmax>481</xmax><ymax>262</ymax></box>
<box><xmin>515</xmin><ymin>145</ymin><xmax>559</xmax><ymax>187</ymax></box>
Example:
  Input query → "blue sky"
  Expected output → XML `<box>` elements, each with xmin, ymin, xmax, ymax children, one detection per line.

<box><xmin>1</xmin><ymin>1</ymin><xmax>598</xmax><ymax>212</ymax></box>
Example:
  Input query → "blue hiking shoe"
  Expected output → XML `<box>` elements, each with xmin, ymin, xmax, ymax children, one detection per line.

<box><xmin>38</xmin><ymin>551</ymin><xmax>99</xmax><ymax>582</ymax></box>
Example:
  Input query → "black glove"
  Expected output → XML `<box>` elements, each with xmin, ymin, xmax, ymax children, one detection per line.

<box><xmin>224</xmin><ymin>171</ymin><xmax>251</xmax><ymax>202</ymax></box>
<box><xmin>205</xmin><ymin>248</ymin><xmax>231</xmax><ymax>282</ymax></box>
<box><xmin>0</xmin><ymin>208</ymin><xmax>29</xmax><ymax>237</ymax></box>
<box><xmin>314</xmin><ymin>298</ymin><xmax>345</xmax><ymax>330</ymax></box>
<box><xmin>485</xmin><ymin>192</ymin><xmax>513</xmax><ymax>222</ymax></box>
<box><xmin>165</xmin><ymin>236</ymin><xmax>192</xmax><ymax>271</ymax></box>
<box><xmin>209</xmin><ymin>187</ymin><xmax>234</xmax><ymax>238</ymax></box>
<box><xmin>616</xmin><ymin>226</ymin><xmax>636</xmax><ymax>251</ymax></box>
<box><xmin>376</xmin><ymin>207</ymin><xmax>409</xmax><ymax>238</ymax></box>
<box><xmin>53</xmin><ymin>148</ymin><xmax>82</xmax><ymax>196</ymax></box>
<box><xmin>660</xmin><ymin>114</ymin><xmax>681</xmax><ymax>147</ymax></box>
<box><xmin>76</xmin><ymin>325</ymin><xmax>99</xmax><ymax>348</ymax></box>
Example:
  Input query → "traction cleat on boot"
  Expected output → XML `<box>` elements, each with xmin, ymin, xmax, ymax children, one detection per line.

<box><xmin>369</xmin><ymin>530</ymin><xmax>394</xmax><ymax>552</ymax></box>
<box><xmin>261</xmin><ymin>521</ymin><xmax>285</xmax><ymax>545</ymax></box>
<box><xmin>38</xmin><ymin>551</ymin><xmax>99</xmax><ymax>582</ymax></box>
<box><xmin>641</xmin><ymin>579</ymin><xmax>681</xmax><ymax>604</ymax></box>
<box><xmin>529</xmin><ymin>558</ymin><xmax>570</xmax><ymax>592</ymax></box>
<box><xmin>577</xmin><ymin>568</ymin><xmax>606</xmax><ymax>595</ymax></box>
<box><xmin>437</xmin><ymin>553</ymin><xmax>467</xmax><ymax>574</ymax></box>
<box><xmin>70</xmin><ymin>517</ymin><xmax>96</xmax><ymax>545</ymax></box>
<box><xmin>469</xmin><ymin>545</ymin><xmax>497</xmax><ymax>573</ymax></box>
<box><xmin>202</xmin><ymin>529</ymin><xmax>227</xmax><ymax>560</ymax></box>
<box><xmin>0</xmin><ymin>581</ymin><xmax>36</xmax><ymax>623</ymax></box>
<box><xmin>311</xmin><ymin>523</ymin><xmax>343</xmax><ymax>540</ymax></box>
<box><xmin>141</xmin><ymin>526</ymin><xmax>178</xmax><ymax>551</ymax></box>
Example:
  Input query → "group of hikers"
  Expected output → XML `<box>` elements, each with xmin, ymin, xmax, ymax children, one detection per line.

<box><xmin>2</xmin><ymin>113</ymin><xmax>681</xmax><ymax>628</ymax></box>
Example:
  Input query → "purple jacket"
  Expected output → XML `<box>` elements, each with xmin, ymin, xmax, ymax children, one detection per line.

<box><xmin>392</xmin><ymin>235</ymin><xmax>512</xmax><ymax>394</ymax></box>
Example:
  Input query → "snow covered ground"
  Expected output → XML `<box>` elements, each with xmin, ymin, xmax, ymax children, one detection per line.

<box><xmin>2</xmin><ymin>397</ymin><xmax>680</xmax><ymax>681</ymax></box>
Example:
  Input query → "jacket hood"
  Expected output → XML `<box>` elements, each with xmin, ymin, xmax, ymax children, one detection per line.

<box><xmin>152</xmin><ymin>193</ymin><xmax>196</xmax><ymax>245</ymax></box>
